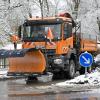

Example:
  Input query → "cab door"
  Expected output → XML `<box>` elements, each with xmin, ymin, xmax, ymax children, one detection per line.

<box><xmin>56</xmin><ymin>22</ymin><xmax>73</xmax><ymax>54</ymax></box>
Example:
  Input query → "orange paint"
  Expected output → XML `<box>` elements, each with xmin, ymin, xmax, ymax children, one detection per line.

<box><xmin>81</xmin><ymin>39</ymin><xmax>97</xmax><ymax>52</ymax></box>
<box><xmin>56</xmin><ymin>36</ymin><xmax>73</xmax><ymax>54</ymax></box>
<box><xmin>8</xmin><ymin>50</ymin><xmax>46</xmax><ymax>73</ymax></box>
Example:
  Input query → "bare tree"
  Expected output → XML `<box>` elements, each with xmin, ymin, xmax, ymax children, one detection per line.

<box><xmin>37</xmin><ymin>0</ymin><xmax>49</xmax><ymax>17</ymax></box>
<box><xmin>45</xmin><ymin>0</ymin><xmax>49</xmax><ymax>16</ymax></box>
<box><xmin>65</xmin><ymin>0</ymin><xmax>74</xmax><ymax>11</ymax></box>
<box><xmin>0</xmin><ymin>0</ymin><xmax>27</xmax><ymax>45</ymax></box>
<box><xmin>52</xmin><ymin>0</ymin><xmax>60</xmax><ymax>15</ymax></box>
<box><xmin>71</xmin><ymin>0</ymin><xmax>80</xmax><ymax>19</ymax></box>
<box><xmin>26</xmin><ymin>0</ymin><xmax>50</xmax><ymax>17</ymax></box>
<box><xmin>38</xmin><ymin>0</ymin><xmax>43</xmax><ymax>18</ymax></box>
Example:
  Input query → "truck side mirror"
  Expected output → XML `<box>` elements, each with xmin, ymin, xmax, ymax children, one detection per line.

<box><xmin>10</xmin><ymin>34</ymin><xmax>19</xmax><ymax>50</ymax></box>
<box><xmin>10</xmin><ymin>34</ymin><xmax>19</xmax><ymax>43</ymax></box>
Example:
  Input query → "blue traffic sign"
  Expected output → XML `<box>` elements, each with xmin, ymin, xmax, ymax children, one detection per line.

<box><xmin>79</xmin><ymin>52</ymin><xmax>93</xmax><ymax>67</ymax></box>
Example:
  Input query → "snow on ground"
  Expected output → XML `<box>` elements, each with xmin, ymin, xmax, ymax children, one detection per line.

<box><xmin>56</xmin><ymin>68</ymin><xmax>100</xmax><ymax>87</ymax></box>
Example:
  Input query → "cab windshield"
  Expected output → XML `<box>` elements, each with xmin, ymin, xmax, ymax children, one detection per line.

<box><xmin>23</xmin><ymin>24</ymin><xmax>61</xmax><ymax>39</ymax></box>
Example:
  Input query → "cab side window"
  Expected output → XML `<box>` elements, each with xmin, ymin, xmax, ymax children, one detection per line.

<box><xmin>64</xmin><ymin>23</ymin><xmax>72</xmax><ymax>39</ymax></box>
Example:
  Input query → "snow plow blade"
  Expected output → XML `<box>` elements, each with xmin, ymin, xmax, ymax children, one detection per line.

<box><xmin>0</xmin><ymin>48</ymin><xmax>46</xmax><ymax>76</ymax></box>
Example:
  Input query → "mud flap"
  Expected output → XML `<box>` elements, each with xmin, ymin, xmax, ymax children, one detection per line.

<box><xmin>0</xmin><ymin>48</ymin><xmax>46</xmax><ymax>76</ymax></box>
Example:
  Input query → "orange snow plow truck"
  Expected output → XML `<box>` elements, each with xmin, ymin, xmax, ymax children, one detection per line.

<box><xmin>0</xmin><ymin>13</ymin><xmax>97</xmax><ymax>80</ymax></box>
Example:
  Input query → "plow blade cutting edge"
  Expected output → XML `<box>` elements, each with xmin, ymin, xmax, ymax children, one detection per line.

<box><xmin>0</xmin><ymin>48</ymin><xmax>46</xmax><ymax>75</ymax></box>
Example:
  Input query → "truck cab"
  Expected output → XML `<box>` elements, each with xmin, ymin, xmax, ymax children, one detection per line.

<box><xmin>16</xmin><ymin>16</ymin><xmax>78</xmax><ymax>78</ymax></box>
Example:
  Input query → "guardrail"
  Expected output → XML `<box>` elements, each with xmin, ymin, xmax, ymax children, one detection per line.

<box><xmin>0</xmin><ymin>58</ymin><xmax>9</xmax><ymax>69</ymax></box>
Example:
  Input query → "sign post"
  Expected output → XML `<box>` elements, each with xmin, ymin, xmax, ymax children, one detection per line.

<box><xmin>79</xmin><ymin>51</ymin><xmax>93</xmax><ymax>77</ymax></box>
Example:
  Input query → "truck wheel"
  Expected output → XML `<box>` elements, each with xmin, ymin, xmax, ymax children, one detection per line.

<box><xmin>67</xmin><ymin>60</ymin><xmax>76</xmax><ymax>79</ymax></box>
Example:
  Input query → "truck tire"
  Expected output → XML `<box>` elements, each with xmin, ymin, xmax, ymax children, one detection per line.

<box><xmin>67</xmin><ymin>60</ymin><xmax>76</xmax><ymax>79</ymax></box>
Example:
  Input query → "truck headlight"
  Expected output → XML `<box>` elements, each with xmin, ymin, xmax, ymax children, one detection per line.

<box><xmin>54</xmin><ymin>59</ymin><xmax>63</xmax><ymax>64</ymax></box>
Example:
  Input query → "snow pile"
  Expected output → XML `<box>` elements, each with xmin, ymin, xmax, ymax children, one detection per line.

<box><xmin>56</xmin><ymin>68</ymin><xmax>100</xmax><ymax>86</ymax></box>
<box><xmin>37</xmin><ymin>72</ymin><xmax>53</xmax><ymax>82</ymax></box>
<box><xmin>1</xmin><ymin>43</ymin><xmax>22</xmax><ymax>50</ymax></box>
<box><xmin>0</xmin><ymin>68</ymin><xmax>9</xmax><ymax>79</ymax></box>
<box><xmin>94</xmin><ymin>54</ymin><xmax>100</xmax><ymax>62</ymax></box>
